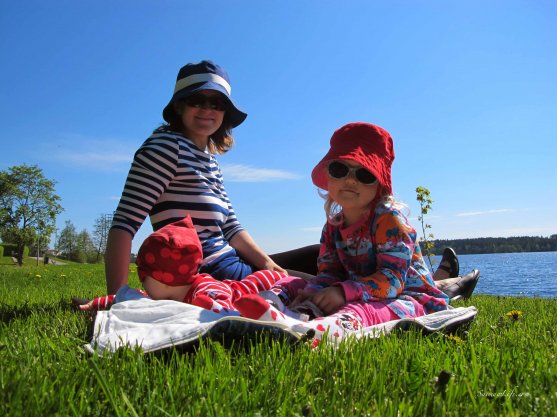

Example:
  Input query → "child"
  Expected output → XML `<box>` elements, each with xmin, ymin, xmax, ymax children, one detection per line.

<box><xmin>78</xmin><ymin>215</ymin><xmax>289</xmax><ymax>314</ymax></box>
<box><xmin>234</xmin><ymin>122</ymin><xmax>450</xmax><ymax>345</ymax></box>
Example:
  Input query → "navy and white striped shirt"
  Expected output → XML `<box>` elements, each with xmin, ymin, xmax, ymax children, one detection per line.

<box><xmin>111</xmin><ymin>127</ymin><xmax>244</xmax><ymax>266</ymax></box>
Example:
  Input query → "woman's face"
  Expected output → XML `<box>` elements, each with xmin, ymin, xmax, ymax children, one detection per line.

<box><xmin>177</xmin><ymin>90</ymin><xmax>227</xmax><ymax>142</ymax></box>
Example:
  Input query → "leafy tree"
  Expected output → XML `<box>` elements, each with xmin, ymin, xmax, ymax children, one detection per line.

<box><xmin>57</xmin><ymin>222</ymin><xmax>100</xmax><ymax>263</ymax></box>
<box><xmin>57</xmin><ymin>220</ymin><xmax>77</xmax><ymax>260</ymax></box>
<box><xmin>0</xmin><ymin>165</ymin><xmax>63</xmax><ymax>265</ymax></box>
<box><xmin>76</xmin><ymin>229</ymin><xmax>96</xmax><ymax>263</ymax></box>
<box><xmin>92</xmin><ymin>213</ymin><xmax>112</xmax><ymax>262</ymax></box>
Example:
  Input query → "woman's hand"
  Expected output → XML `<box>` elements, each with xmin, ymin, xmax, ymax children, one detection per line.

<box><xmin>230</xmin><ymin>231</ymin><xmax>287</xmax><ymax>274</ymax></box>
<box><xmin>310</xmin><ymin>287</ymin><xmax>346</xmax><ymax>315</ymax></box>
<box><xmin>261</xmin><ymin>259</ymin><xmax>287</xmax><ymax>274</ymax></box>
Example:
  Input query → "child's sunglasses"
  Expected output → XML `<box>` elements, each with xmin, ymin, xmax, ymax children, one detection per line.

<box><xmin>327</xmin><ymin>161</ymin><xmax>378</xmax><ymax>185</ymax></box>
<box><xmin>183</xmin><ymin>94</ymin><xmax>229</xmax><ymax>111</ymax></box>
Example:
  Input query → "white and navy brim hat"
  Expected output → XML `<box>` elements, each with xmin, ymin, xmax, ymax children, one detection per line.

<box><xmin>162</xmin><ymin>60</ymin><xmax>247</xmax><ymax>128</ymax></box>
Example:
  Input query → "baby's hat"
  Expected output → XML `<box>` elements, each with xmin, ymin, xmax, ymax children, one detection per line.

<box><xmin>136</xmin><ymin>215</ymin><xmax>202</xmax><ymax>286</ymax></box>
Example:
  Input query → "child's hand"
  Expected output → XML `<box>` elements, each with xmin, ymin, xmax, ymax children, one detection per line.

<box><xmin>71</xmin><ymin>295</ymin><xmax>114</xmax><ymax>311</ymax></box>
<box><xmin>78</xmin><ymin>300</ymin><xmax>95</xmax><ymax>311</ymax></box>
<box><xmin>310</xmin><ymin>287</ymin><xmax>346</xmax><ymax>315</ymax></box>
<box><xmin>290</xmin><ymin>288</ymin><xmax>313</xmax><ymax>307</ymax></box>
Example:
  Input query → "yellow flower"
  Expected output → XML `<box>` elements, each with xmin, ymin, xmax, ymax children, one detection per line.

<box><xmin>446</xmin><ymin>334</ymin><xmax>464</xmax><ymax>345</ymax></box>
<box><xmin>506</xmin><ymin>310</ymin><xmax>523</xmax><ymax>320</ymax></box>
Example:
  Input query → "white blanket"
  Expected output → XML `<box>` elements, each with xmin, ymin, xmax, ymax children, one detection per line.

<box><xmin>84</xmin><ymin>298</ymin><xmax>478</xmax><ymax>356</ymax></box>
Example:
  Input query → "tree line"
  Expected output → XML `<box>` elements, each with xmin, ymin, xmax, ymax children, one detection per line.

<box><xmin>0</xmin><ymin>164</ymin><xmax>112</xmax><ymax>265</ymax></box>
<box><xmin>53</xmin><ymin>217</ymin><xmax>112</xmax><ymax>263</ymax></box>
<box><xmin>426</xmin><ymin>235</ymin><xmax>557</xmax><ymax>255</ymax></box>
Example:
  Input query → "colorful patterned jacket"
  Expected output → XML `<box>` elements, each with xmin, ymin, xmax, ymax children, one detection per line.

<box><xmin>306</xmin><ymin>202</ymin><xmax>449</xmax><ymax>318</ymax></box>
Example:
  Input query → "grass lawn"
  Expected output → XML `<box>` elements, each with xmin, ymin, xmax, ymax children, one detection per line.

<box><xmin>1</xmin><ymin>263</ymin><xmax>555</xmax><ymax>416</ymax></box>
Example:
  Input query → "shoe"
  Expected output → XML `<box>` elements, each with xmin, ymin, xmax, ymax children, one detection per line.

<box><xmin>437</xmin><ymin>248</ymin><xmax>459</xmax><ymax>277</ymax></box>
<box><xmin>443</xmin><ymin>269</ymin><xmax>480</xmax><ymax>301</ymax></box>
<box><xmin>71</xmin><ymin>297</ymin><xmax>90</xmax><ymax>309</ymax></box>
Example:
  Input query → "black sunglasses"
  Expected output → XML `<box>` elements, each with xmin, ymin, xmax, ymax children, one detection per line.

<box><xmin>327</xmin><ymin>161</ymin><xmax>377</xmax><ymax>185</ymax></box>
<box><xmin>183</xmin><ymin>94</ymin><xmax>228</xmax><ymax>111</ymax></box>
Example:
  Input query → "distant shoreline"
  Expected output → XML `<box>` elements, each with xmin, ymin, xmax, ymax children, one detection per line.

<box><xmin>422</xmin><ymin>236</ymin><xmax>557</xmax><ymax>255</ymax></box>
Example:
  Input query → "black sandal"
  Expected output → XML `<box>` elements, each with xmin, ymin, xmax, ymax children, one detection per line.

<box><xmin>444</xmin><ymin>269</ymin><xmax>480</xmax><ymax>301</ymax></box>
<box><xmin>437</xmin><ymin>248</ymin><xmax>459</xmax><ymax>277</ymax></box>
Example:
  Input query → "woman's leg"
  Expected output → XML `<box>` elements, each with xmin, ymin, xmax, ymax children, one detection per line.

<box><xmin>199</xmin><ymin>250</ymin><xmax>254</xmax><ymax>281</ymax></box>
<box><xmin>432</xmin><ymin>247</ymin><xmax>459</xmax><ymax>280</ymax></box>
<box><xmin>269</xmin><ymin>244</ymin><xmax>320</xmax><ymax>276</ymax></box>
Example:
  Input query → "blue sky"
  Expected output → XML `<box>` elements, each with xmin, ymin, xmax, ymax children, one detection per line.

<box><xmin>1</xmin><ymin>0</ymin><xmax>556</xmax><ymax>254</ymax></box>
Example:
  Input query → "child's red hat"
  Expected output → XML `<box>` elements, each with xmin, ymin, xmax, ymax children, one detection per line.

<box><xmin>136</xmin><ymin>215</ymin><xmax>202</xmax><ymax>286</ymax></box>
<box><xmin>311</xmin><ymin>122</ymin><xmax>395</xmax><ymax>195</ymax></box>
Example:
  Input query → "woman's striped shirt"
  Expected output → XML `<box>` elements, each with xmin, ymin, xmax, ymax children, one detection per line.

<box><xmin>111</xmin><ymin>127</ymin><xmax>244</xmax><ymax>266</ymax></box>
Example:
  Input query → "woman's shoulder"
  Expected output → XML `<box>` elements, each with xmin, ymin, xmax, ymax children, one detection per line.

<box><xmin>139</xmin><ymin>125</ymin><xmax>202</xmax><ymax>154</ymax></box>
<box><xmin>130</xmin><ymin>126</ymin><xmax>185</xmax><ymax>163</ymax></box>
<box><xmin>143</xmin><ymin>125</ymin><xmax>183</xmax><ymax>145</ymax></box>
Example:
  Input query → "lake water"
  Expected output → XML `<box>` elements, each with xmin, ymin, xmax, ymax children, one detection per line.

<box><xmin>432</xmin><ymin>251</ymin><xmax>557</xmax><ymax>298</ymax></box>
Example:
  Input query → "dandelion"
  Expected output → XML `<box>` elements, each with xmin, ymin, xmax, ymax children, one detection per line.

<box><xmin>446</xmin><ymin>334</ymin><xmax>464</xmax><ymax>345</ymax></box>
<box><xmin>506</xmin><ymin>310</ymin><xmax>523</xmax><ymax>321</ymax></box>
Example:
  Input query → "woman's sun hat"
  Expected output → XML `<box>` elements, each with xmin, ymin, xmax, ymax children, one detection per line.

<box><xmin>136</xmin><ymin>215</ymin><xmax>203</xmax><ymax>286</ymax></box>
<box><xmin>311</xmin><ymin>122</ymin><xmax>395</xmax><ymax>194</ymax></box>
<box><xmin>162</xmin><ymin>60</ymin><xmax>247</xmax><ymax>128</ymax></box>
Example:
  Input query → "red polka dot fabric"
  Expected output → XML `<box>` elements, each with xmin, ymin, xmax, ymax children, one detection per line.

<box><xmin>136</xmin><ymin>215</ymin><xmax>203</xmax><ymax>286</ymax></box>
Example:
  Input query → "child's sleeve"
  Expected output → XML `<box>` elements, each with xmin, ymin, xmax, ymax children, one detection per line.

<box><xmin>337</xmin><ymin>209</ymin><xmax>415</xmax><ymax>302</ymax></box>
<box><xmin>305</xmin><ymin>223</ymin><xmax>345</xmax><ymax>293</ymax></box>
<box><xmin>90</xmin><ymin>294</ymin><xmax>116</xmax><ymax>310</ymax></box>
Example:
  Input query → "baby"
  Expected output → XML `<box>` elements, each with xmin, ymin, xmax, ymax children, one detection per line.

<box><xmin>78</xmin><ymin>215</ymin><xmax>289</xmax><ymax>313</ymax></box>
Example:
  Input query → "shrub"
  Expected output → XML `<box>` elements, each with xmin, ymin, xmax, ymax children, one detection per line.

<box><xmin>0</xmin><ymin>244</ymin><xmax>29</xmax><ymax>258</ymax></box>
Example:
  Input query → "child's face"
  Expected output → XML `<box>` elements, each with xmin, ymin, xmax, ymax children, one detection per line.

<box><xmin>327</xmin><ymin>160</ymin><xmax>379</xmax><ymax>215</ymax></box>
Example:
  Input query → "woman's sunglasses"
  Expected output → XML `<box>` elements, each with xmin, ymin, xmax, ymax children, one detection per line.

<box><xmin>327</xmin><ymin>161</ymin><xmax>378</xmax><ymax>185</ymax></box>
<box><xmin>183</xmin><ymin>94</ymin><xmax>228</xmax><ymax>111</ymax></box>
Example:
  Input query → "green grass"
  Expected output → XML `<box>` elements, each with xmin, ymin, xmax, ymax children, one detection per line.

<box><xmin>1</xmin><ymin>264</ymin><xmax>555</xmax><ymax>416</ymax></box>
<box><xmin>0</xmin><ymin>256</ymin><xmax>82</xmax><ymax>266</ymax></box>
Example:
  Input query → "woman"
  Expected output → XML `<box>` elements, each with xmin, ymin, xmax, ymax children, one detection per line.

<box><xmin>105</xmin><ymin>60</ymin><xmax>286</xmax><ymax>294</ymax></box>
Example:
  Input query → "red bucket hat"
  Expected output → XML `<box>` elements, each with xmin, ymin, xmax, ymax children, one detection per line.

<box><xmin>311</xmin><ymin>122</ymin><xmax>395</xmax><ymax>195</ymax></box>
<box><xmin>136</xmin><ymin>215</ymin><xmax>203</xmax><ymax>286</ymax></box>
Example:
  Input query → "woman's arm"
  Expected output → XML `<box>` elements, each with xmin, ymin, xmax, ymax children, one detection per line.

<box><xmin>106</xmin><ymin>135</ymin><xmax>180</xmax><ymax>293</ymax></box>
<box><xmin>104</xmin><ymin>228</ymin><xmax>133</xmax><ymax>294</ymax></box>
<box><xmin>229</xmin><ymin>230</ymin><xmax>286</xmax><ymax>273</ymax></box>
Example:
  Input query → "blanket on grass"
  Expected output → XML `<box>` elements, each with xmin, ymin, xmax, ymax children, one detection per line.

<box><xmin>84</xmin><ymin>299</ymin><xmax>478</xmax><ymax>356</ymax></box>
